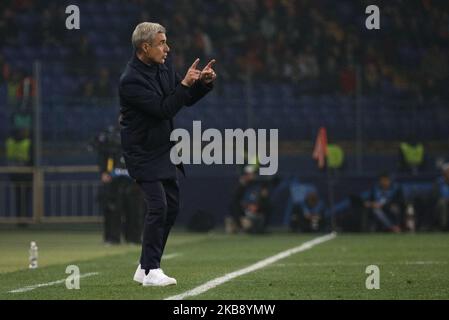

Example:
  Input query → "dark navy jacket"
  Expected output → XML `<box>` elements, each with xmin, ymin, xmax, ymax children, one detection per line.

<box><xmin>119</xmin><ymin>54</ymin><xmax>213</xmax><ymax>182</ymax></box>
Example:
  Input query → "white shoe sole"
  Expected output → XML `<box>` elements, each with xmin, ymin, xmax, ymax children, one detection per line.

<box><xmin>142</xmin><ymin>281</ymin><xmax>176</xmax><ymax>287</ymax></box>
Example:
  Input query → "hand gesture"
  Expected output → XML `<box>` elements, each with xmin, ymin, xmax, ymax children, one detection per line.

<box><xmin>200</xmin><ymin>59</ymin><xmax>217</xmax><ymax>84</ymax></box>
<box><xmin>181</xmin><ymin>58</ymin><xmax>201</xmax><ymax>87</ymax></box>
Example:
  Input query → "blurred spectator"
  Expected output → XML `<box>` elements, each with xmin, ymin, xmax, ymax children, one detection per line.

<box><xmin>191</xmin><ymin>28</ymin><xmax>214</xmax><ymax>59</ymax></box>
<box><xmin>326</xmin><ymin>144</ymin><xmax>345</xmax><ymax>171</ymax></box>
<box><xmin>0</xmin><ymin>54</ymin><xmax>11</xmax><ymax>86</ymax></box>
<box><xmin>80</xmin><ymin>80</ymin><xmax>95</xmax><ymax>98</ymax></box>
<box><xmin>364</xmin><ymin>173</ymin><xmax>405</xmax><ymax>233</ymax></box>
<box><xmin>399</xmin><ymin>138</ymin><xmax>425</xmax><ymax>175</ymax></box>
<box><xmin>6</xmin><ymin>69</ymin><xmax>35</xmax><ymax>130</ymax></box>
<box><xmin>94</xmin><ymin>67</ymin><xmax>113</xmax><ymax>98</ymax></box>
<box><xmin>5</xmin><ymin>128</ymin><xmax>32</xmax><ymax>166</ymax></box>
<box><xmin>226</xmin><ymin>165</ymin><xmax>274</xmax><ymax>234</ymax></box>
<box><xmin>290</xmin><ymin>191</ymin><xmax>327</xmax><ymax>233</ymax></box>
<box><xmin>339</xmin><ymin>63</ymin><xmax>357</xmax><ymax>95</ymax></box>
<box><xmin>240</xmin><ymin>181</ymin><xmax>273</xmax><ymax>234</ymax></box>
<box><xmin>422</xmin><ymin>46</ymin><xmax>448</xmax><ymax>83</ymax></box>
<box><xmin>90</xmin><ymin>125</ymin><xmax>143</xmax><ymax>244</ymax></box>
<box><xmin>226</xmin><ymin>165</ymin><xmax>256</xmax><ymax>234</ymax></box>
<box><xmin>79</xmin><ymin>70</ymin><xmax>114</xmax><ymax>105</ymax></box>
<box><xmin>0</xmin><ymin>8</ymin><xmax>18</xmax><ymax>46</ymax></box>
<box><xmin>39</xmin><ymin>8</ymin><xmax>55</xmax><ymax>45</ymax></box>
<box><xmin>237</xmin><ymin>47</ymin><xmax>264</xmax><ymax>80</ymax></box>
<box><xmin>363</xmin><ymin>63</ymin><xmax>381</xmax><ymax>95</ymax></box>
<box><xmin>297</xmin><ymin>46</ymin><xmax>320</xmax><ymax>81</ymax></box>
<box><xmin>5</xmin><ymin>128</ymin><xmax>32</xmax><ymax>224</ymax></box>
<box><xmin>6</xmin><ymin>70</ymin><xmax>22</xmax><ymax>107</ymax></box>
<box><xmin>259</xmin><ymin>7</ymin><xmax>277</xmax><ymax>41</ymax></box>
<box><xmin>11</xmin><ymin>0</ymin><xmax>35</xmax><ymax>11</ymax></box>
<box><xmin>431</xmin><ymin>163</ymin><xmax>449</xmax><ymax>231</ymax></box>
<box><xmin>69</xmin><ymin>35</ymin><xmax>95</xmax><ymax>76</ymax></box>
<box><xmin>320</xmin><ymin>55</ymin><xmax>339</xmax><ymax>94</ymax></box>
<box><xmin>16</xmin><ymin>71</ymin><xmax>36</xmax><ymax>110</ymax></box>
<box><xmin>11</xmin><ymin>110</ymin><xmax>32</xmax><ymax>131</ymax></box>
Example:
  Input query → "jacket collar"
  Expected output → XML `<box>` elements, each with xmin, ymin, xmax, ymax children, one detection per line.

<box><xmin>129</xmin><ymin>51</ymin><xmax>168</xmax><ymax>74</ymax></box>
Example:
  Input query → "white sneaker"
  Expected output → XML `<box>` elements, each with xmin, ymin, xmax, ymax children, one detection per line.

<box><xmin>133</xmin><ymin>264</ymin><xmax>145</xmax><ymax>284</ymax></box>
<box><xmin>142</xmin><ymin>268</ymin><xmax>177</xmax><ymax>287</ymax></box>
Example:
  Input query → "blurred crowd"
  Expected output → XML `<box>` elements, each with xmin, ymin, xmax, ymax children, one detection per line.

<box><xmin>1</xmin><ymin>0</ymin><xmax>448</xmax><ymax>98</ymax></box>
<box><xmin>130</xmin><ymin>0</ymin><xmax>449</xmax><ymax>98</ymax></box>
<box><xmin>1</xmin><ymin>1</ymin><xmax>448</xmax><ymax>231</ymax></box>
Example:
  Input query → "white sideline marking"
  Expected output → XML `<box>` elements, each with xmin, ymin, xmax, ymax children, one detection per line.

<box><xmin>165</xmin><ymin>232</ymin><xmax>337</xmax><ymax>300</ymax></box>
<box><xmin>272</xmin><ymin>260</ymin><xmax>448</xmax><ymax>267</ymax></box>
<box><xmin>9</xmin><ymin>272</ymin><xmax>99</xmax><ymax>293</ymax></box>
<box><xmin>163</xmin><ymin>253</ymin><xmax>181</xmax><ymax>260</ymax></box>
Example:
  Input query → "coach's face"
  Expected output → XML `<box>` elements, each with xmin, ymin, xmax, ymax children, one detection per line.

<box><xmin>142</xmin><ymin>32</ymin><xmax>170</xmax><ymax>64</ymax></box>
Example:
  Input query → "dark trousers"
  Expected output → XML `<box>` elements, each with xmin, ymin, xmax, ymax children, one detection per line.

<box><xmin>138</xmin><ymin>179</ymin><xmax>179</xmax><ymax>270</ymax></box>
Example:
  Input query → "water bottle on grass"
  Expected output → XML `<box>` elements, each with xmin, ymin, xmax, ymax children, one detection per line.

<box><xmin>29</xmin><ymin>241</ymin><xmax>38</xmax><ymax>269</ymax></box>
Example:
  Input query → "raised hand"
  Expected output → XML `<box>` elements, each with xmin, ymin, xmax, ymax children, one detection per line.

<box><xmin>200</xmin><ymin>59</ymin><xmax>217</xmax><ymax>84</ymax></box>
<box><xmin>181</xmin><ymin>58</ymin><xmax>201</xmax><ymax>87</ymax></box>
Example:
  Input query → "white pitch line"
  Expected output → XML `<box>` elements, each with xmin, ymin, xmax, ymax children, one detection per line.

<box><xmin>162</xmin><ymin>253</ymin><xmax>181</xmax><ymax>260</ymax></box>
<box><xmin>9</xmin><ymin>272</ymin><xmax>99</xmax><ymax>293</ymax></box>
<box><xmin>273</xmin><ymin>261</ymin><xmax>448</xmax><ymax>267</ymax></box>
<box><xmin>165</xmin><ymin>232</ymin><xmax>337</xmax><ymax>300</ymax></box>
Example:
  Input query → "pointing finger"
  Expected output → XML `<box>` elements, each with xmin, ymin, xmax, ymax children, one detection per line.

<box><xmin>204</xmin><ymin>59</ymin><xmax>216</xmax><ymax>70</ymax></box>
<box><xmin>190</xmin><ymin>58</ymin><xmax>200</xmax><ymax>70</ymax></box>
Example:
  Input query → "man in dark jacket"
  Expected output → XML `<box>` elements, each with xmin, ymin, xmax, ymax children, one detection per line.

<box><xmin>119</xmin><ymin>22</ymin><xmax>216</xmax><ymax>287</ymax></box>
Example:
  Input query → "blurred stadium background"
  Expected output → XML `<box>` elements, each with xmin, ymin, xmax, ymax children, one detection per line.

<box><xmin>0</xmin><ymin>0</ymin><xmax>449</xmax><ymax>299</ymax></box>
<box><xmin>1</xmin><ymin>0</ymin><xmax>448</xmax><ymax>228</ymax></box>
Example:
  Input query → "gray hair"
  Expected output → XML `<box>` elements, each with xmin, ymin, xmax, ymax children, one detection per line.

<box><xmin>131</xmin><ymin>22</ymin><xmax>166</xmax><ymax>50</ymax></box>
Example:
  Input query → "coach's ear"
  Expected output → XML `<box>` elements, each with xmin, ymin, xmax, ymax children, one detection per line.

<box><xmin>142</xmin><ymin>42</ymin><xmax>151</xmax><ymax>55</ymax></box>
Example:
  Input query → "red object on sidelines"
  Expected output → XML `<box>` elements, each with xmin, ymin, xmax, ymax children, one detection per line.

<box><xmin>312</xmin><ymin>127</ymin><xmax>328</xmax><ymax>169</ymax></box>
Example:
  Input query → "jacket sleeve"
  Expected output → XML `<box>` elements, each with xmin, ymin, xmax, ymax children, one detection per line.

<box><xmin>120</xmin><ymin>80</ymin><xmax>192</xmax><ymax>119</ymax></box>
<box><xmin>175</xmin><ymin>72</ymin><xmax>213</xmax><ymax>107</ymax></box>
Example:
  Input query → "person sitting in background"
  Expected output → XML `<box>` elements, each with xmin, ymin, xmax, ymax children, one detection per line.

<box><xmin>431</xmin><ymin>163</ymin><xmax>449</xmax><ymax>231</ymax></box>
<box><xmin>240</xmin><ymin>182</ymin><xmax>272</xmax><ymax>234</ymax></box>
<box><xmin>226</xmin><ymin>165</ymin><xmax>256</xmax><ymax>234</ymax></box>
<box><xmin>290</xmin><ymin>191</ymin><xmax>327</xmax><ymax>233</ymax></box>
<box><xmin>364</xmin><ymin>173</ymin><xmax>405</xmax><ymax>233</ymax></box>
<box><xmin>226</xmin><ymin>165</ymin><xmax>274</xmax><ymax>234</ymax></box>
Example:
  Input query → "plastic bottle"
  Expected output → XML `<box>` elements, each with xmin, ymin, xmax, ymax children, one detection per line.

<box><xmin>29</xmin><ymin>241</ymin><xmax>38</xmax><ymax>269</ymax></box>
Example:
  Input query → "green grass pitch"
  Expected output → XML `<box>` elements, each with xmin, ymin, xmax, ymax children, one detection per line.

<box><xmin>1</xmin><ymin>229</ymin><xmax>448</xmax><ymax>300</ymax></box>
